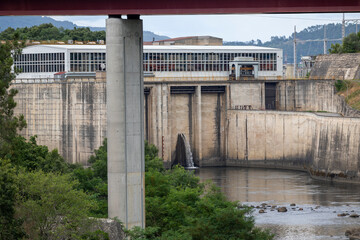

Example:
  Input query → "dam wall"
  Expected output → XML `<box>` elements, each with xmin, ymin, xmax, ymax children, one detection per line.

<box><xmin>13</xmin><ymin>79</ymin><xmax>107</xmax><ymax>164</ymax></box>
<box><xmin>12</xmin><ymin>77</ymin><xmax>360</xmax><ymax>180</ymax></box>
<box><xmin>145</xmin><ymin>83</ymin><xmax>227</xmax><ymax>167</ymax></box>
<box><xmin>226</xmin><ymin>111</ymin><xmax>360</xmax><ymax>182</ymax></box>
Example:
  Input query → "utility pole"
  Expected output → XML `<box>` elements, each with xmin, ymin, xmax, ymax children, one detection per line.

<box><xmin>323</xmin><ymin>24</ymin><xmax>327</xmax><ymax>54</ymax></box>
<box><xmin>341</xmin><ymin>13</ymin><xmax>360</xmax><ymax>41</ymax></box>
<box><xmin>293</xmin><ymin>25</ymin><xmax>297</xmax><ymax>78</ymax></box>
<box><xmin>342</xmin><ymin>13</ymin><xmax>345</xmax><ymax>40</ymax></box>
<box><xmin>356</xmin><ymin>21</ymin><xmax>358</xmax><ymax>33</ymax></box>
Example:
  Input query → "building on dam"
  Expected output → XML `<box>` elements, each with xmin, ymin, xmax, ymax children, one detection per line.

<box><xmin>14</xmin><ymin>44</ymin><xmax>283</xmax><ymax>80</ymax></box>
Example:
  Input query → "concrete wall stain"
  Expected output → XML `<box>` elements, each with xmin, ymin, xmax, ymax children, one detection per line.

<box><xmin>11</xmin><ymin>79</ymin><xmax>360</xmax><ymax>183</ymax></box>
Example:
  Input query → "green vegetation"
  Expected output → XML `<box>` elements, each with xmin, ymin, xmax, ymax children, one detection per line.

<box><xmin>0</xmin><ymin>161</ymin><xmax>26</xmax><ymax>240</ymax></box>
<box><xmin>0</xmin><ymin>37</ymin><xmax>109</xmax><ymax>239</ymax></box>
<box><xmin>0</xmin><ymin>35</ymin><xmax>273</xmax><ymax>239</ymax></box>
<box><xmin>135</xmin><ymin>147</ymin><xmax>273</xmax><ymax>240</ymax></box>
<box><xmin>335</xmin><ymin>80</ymin><xmax>350</xmax><ymax>92</ymax></box>
<box><xmin>0</xmin><ymin>35</ymin><xmax>26</xmax><ymax>158</ymax></box>
<box><xmin>335</xmin><ymin>80</ymin><xmax>360</xmax><ymax>111</ymax></box>
<box><xmin>0</xmin><ymin>23</ymin><xmax>105</xmax><ymax>42</ymax></box>
<box><xmin>71</xmin><ymin>139</ymin><xmax>108</xmax><ymax>218</ymax></box>
<box><xmin>16</xmin><ymin>170</ymin><xmax>100</xmax><ymax>240</ymax></box>
<box><xmin>329</xmin><ymin>32</ymin><xmax>360</xmax><ymax>54</ymax></box>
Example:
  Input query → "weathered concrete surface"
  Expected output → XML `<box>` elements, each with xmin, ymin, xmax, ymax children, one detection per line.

<box><xmin>106</xmin><ymin>16</ymin><xmax>145</xmax><ymax>229</ymax></box>
<box><xmin>276</xmin><ymin>80</ymin><xmax>337</xmax><ymax>112</ymax></box>
<box><xmin>226</xmin><ymin>111</ymin><xmax>360</xmax><ymax>183</ymax></box>
<box><xmin>334</xmin><ymin>95</ymin><xmax>360</xmax><ymax>117</ymax></box>
<box><xmin>12</xmin><ymin>78</ymin><xmax>360</xmax><ymax>183</ymax></box>
<box><xmin>310</xmin><ymin>53</ymin><xmax>360</xmax><ymax>80</ymax></box>
<box><xmin>228</xmin><ymin>80</ymin><xmax>339</xmax><ymax>113</ymax></box>
<box><xmin>13</xmin><ymin>79</ymin><xmax>107</xmax><ymax>164</ymax></box>
<box><xmin>229</xmin><ymin>82</ymin><xmax>263</xmax><ymax>109</ymax></box>
<box><xmin>12</xmin><ymin>79</ymin><xmax>355</xmax><ymax>164</ymax></box>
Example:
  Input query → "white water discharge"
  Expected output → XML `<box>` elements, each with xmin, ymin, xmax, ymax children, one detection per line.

<box><xmin>179</xmin><ymin>133</ymin><xmax>197</xmax><ymax>169</ymax></box>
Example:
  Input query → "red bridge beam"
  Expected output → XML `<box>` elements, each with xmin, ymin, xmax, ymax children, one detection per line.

<box><xmin>1</xmin><ymin>0</ymin><xmax>360</xmax><ymax>15</ymax></box>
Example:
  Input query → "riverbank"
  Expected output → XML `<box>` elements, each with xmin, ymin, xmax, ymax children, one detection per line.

<box><xmin>196</xmin><ymin>167</ymin><xmax>360</xmax><ymax>240</ymax></box>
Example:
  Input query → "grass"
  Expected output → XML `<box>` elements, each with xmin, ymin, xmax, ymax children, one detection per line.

<box><xmin>337</xmin><ymin>80</ymin><xmax>360</xmax><ymax>111</ymax></box>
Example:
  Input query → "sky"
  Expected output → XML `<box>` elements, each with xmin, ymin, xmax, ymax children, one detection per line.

<box><xmin>51</xmin><ymin>13</ymin><xmax>360</xmax><ymax>42</ymax></box>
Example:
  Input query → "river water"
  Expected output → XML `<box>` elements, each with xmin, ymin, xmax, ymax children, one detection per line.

<box><xmin>196</xmin><ymin>167</ymin><xmax>360</xmax><ymax>240</ymax></box>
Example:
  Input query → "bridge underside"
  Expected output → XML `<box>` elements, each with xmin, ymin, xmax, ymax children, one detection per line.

<box><xmin>1</xmin><ymin>0</ymin><xmax>360</xmax><ymax>15</ymax></box>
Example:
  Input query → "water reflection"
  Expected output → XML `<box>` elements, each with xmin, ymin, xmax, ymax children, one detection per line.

<box><xmin>196</xmin><ymin>167</ymin><xmax>360</xmax><ymax>240</ymax></box>
<box><xmin>197</xmin><ymin>167</ymin><xmax>360</xmax><ymax>205</ymax></box>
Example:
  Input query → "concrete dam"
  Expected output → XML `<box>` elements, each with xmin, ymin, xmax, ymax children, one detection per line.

<box><xmin>12</xmin><ymin>77</ymin><xmax>360</xmax><ymax>182</ymax></box>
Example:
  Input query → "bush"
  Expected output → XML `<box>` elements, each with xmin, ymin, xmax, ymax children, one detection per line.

<box><xmin>0</xmin><ymin>160</ymin><xmax>26</xmax><ymax>240</ymax></box>
<box><xmin>3</xmin><ymin>135</ymin><xmax>70</xmax><ymax>174</ymax></box>
<box><xmin>16</xmin><ymin>170</ymin><xmax>98</xmax><ymax>239</ymax></box>
<box><xmin>335</xmin><ymin>80</ymin><xmax>348</xmax><ymax>92</ymax></box>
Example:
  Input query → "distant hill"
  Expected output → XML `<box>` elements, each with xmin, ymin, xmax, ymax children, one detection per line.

<box><xmin>224</xmin><ymin>23</ymin><xmax>359</xmax><ymax>64</ymax></box>
<box><xmin>0</xmin><ymin>16</ymin><xmax>169</xmax><ymax>42</ymax></box>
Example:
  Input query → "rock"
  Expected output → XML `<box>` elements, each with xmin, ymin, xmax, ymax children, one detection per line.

<box><xmin>270</xmin><ymin>209</ymin><xmax>275</xmax><ymax>211</ymax></box>
<box><xmin>277</xmin><ymin>207</ymin><xmax>287</xmax><ymax>212</ymax></box>
<box><xmin>290</xmin><ymin>203</ymin><xmax>296</xmax><ymax>206</ymax></box>
<box><xmin>261</xmin><ymin>203</ymin><xmax>267</xmax><ymax>207</ymax></box>
<box><xmin>259</xmin><ymin>209</ymin><xmax>266</xmax><ymax>213</ymax></box>
<box><xmin>299</xmin><ymin>208</ymin><xmax>303</xmax><ymax>211</ymax></box>
<box><xmin>349</xmin><ymin>235</ymin><xmax>360</xmax><ymax>240</ymax></box>
<box><xmin>338</xmin><ymin>213</ymin><xmax>347</xmax><ymax>217</ymax></box>
<box><xmin>345</xmin><ymin>228</ymin><xmax>360</xmax><ymax>240</ymax></box>
<box><xmin>350</xmin><ymin>214</ymin><xmax>360</xmax><ymax>218</ymax></box>
<box><xmin>256</xmin><ymin>206</ymin><xmax>260</xmax><ymax>208</ymax></box>
<box><xmin>291</xmin><ymin>208</ymin><xmax>296</xmax><ymax>210</ymax></box>
<box><xmin>315</xmin><ymin>206</ymin><xmax>320</xmax><ymax>209</ymax></box>
<box><xmin>92</xmin><ymin>218</ymin><xmax>125</xmax><ymax>240</ymax></box>
<box><xmin>237</xmin><ymin>203</ymin><xmax>246</xmax><ymax>209</ymax></box>
<box><xmin>271</xmin><ymin>205</ymin><xmax>277</xmax><ymax>209</ymax></box>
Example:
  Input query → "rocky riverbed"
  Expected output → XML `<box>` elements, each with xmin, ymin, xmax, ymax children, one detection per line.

<box><xmin>238</xmin><ymin>201</ymin><xmax>360</xmax><ymax>240</ymax></box>
<box><xmin>197</xmin><ymin>167</ymin><xmax>360</xmax><ymax>240</ymax></box>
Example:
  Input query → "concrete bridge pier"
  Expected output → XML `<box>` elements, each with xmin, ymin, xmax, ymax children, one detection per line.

<box><xmin>106</xmin><ymin>15</ymin><xmax>145</xmax><ymax>228</ymax></box>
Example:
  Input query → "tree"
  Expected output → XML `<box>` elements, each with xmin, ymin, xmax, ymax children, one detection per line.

<box><xmin>0</xmin><ymin>35</ymin><xmax>109</xmax><ymax>239</ymax></box>
<box><xmin>88</xmin><ymin>138</ymin><xmax>107</xmax><ymax>182</ymax></box>
<box><xmin>0</xmin><ymin>24</ymin><xmax>106</xmax><ymax>42</ymax></box>
<box><xmin>329</xmin><ymin>43</ymin><xmax>342</xmax><ymax>54</ymax></box>
<box><xmin>0</xmin><ymin>160</ymin><xmax>26</xmax><ymax>240</ymax></box>
<box><xmin>0</xmin><ymin>36</ymin><xmax>26</xmax><ymax>158</ymax></box>
<box><xmin>4</xmin><ymin>135</ymin><xmax>70</xmax><ymax>173</ymax></box>
<box><xmin>330</xmin><ymin>32</ymin><xmax>360</xmax><ymax>54</ymax></box>
<box><xmin>0</xmin><ymin>38</ymin><xmax>69</xmax><ymax>173</ymax></box>
<box><xmin>71</xmin><ymin>138</ymin><xmax>108</xmax><ymax>218</ymax></box>
<box><xmin>343</xmin><ymin>32</ymin><xmax>360</xmax><ymax>53</ymax></box>
<box><xmin>16</xmin><ymin>170</ymin><xmax>101</xmax><ymax>240</ymax></box>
